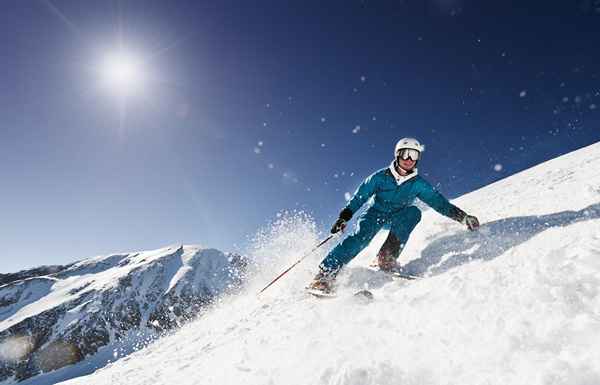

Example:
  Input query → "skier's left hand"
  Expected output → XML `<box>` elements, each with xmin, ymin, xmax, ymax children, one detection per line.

<box><xmin>330</xmin><ymin>218</ymin><xmax>347</xmax><ymax>234</ymax></box>
<box><xmin>463</xmin><ymin>214</ymin><xmax>480</xmax><ymax>231</ymax></box>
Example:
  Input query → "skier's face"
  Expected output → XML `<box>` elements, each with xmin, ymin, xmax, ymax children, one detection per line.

<box><xmin>398</xmin><ymin>157</ymin><xmax>416</xmax><ymax>171</ymax></box>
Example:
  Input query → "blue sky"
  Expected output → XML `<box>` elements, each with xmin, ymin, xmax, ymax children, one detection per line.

<box><xmin>2</xmin><ymin>0</ymin><xmax>599</xmax><ymax>273</ymax></box>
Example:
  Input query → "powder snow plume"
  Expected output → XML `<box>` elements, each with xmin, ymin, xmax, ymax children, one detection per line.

<box><xmin>240</xmin><ymin>209</ymin><xmax>332</xmax><ymax>299</ymax></box>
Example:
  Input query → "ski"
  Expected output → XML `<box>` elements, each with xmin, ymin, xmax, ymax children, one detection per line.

<box><xmin>305</xmin><ymin>288</ymin><xmax>374</xmax><ymax>300</ymax></box>
<box><xmin>305</xmin><ymin>288</ymin><xmax>337</xmax><ymax>298</ymax></box>
<box><xmin>368</xmin><ymin>262</ymin><xmax>421</xmax><ymax>280</ymax></box>
<box><xmin>353</xmin><ymin>289</ymin><xmax>374</xmax><ymax>300</ymax></box>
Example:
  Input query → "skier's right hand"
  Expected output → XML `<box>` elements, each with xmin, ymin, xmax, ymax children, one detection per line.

<box><xmin>330</xmin><ymin>208</ymin><xmax>353</xmax><ymax>234</ymax></box>
<box><xmin>330</xmin><ymin>218</ymin><xmax>347</xmax><ymax>234</ymax></box>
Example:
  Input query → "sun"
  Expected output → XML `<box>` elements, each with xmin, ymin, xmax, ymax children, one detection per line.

<box><xmin>100</xmin><ymin>50</ymin><xmax>144</xmax><ymax>97</ymax></box>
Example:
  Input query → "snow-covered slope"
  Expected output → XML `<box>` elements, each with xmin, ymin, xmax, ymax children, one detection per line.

<box><xmin>0</xmin><ymin>246</ymin><xmax>246</xmax><ymax>383</ymax></box>
<box><xmin>31</xmin><ymin>143</ymin><xmax>600</xmax><ymax>384</ymax></box>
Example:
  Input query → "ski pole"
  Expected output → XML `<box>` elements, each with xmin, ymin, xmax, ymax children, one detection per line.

<box><xmin>258</xmin><ymin>234</ymin><xmax>335</xmax><ymax>295</ymax></box>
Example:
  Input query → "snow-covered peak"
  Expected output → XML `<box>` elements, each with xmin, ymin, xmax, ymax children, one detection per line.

<box><xmin>1</xmin><ymin>246</ymin><xmax>235</xmax><ymax>331</ymax></box>
<box><xmin>0</xmin><ymin>245</ymin><xmax>247</xmax><ymax>383</ymax></box>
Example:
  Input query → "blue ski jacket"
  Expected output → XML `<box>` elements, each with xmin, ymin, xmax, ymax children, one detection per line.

<box><xmin>344</xmin><ymin>167</ymin><xmax>466</xmax><ymax>222</ymax></box>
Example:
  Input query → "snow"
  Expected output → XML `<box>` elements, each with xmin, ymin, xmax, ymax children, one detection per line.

<box><xmin>164</xmin><ymin>246</ymin><xmax>201</xmax><ymax>294</ymax></box>
<box><xmin>19</xmin><ymin>142</ymin><xmax>600</xmax><ymax>384</ymax></box>
<box><xmin>0</xmin><ymin>277</ymin><xmax>57</xmax><ymax>323</ymax></box>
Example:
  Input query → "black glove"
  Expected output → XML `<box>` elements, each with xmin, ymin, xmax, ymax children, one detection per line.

<box><xmin>330</xmin><ymin>208</ymin><xmax>353</xmax><ymax>234</ymax></box>
<box><xmin>330</xmin><ymin>218</ymin><xmax>347</xmax><ymax>234</ymax></box>
<box><xmin>462</xmin><ymin>214</ymin><xmax>480</xmax><ymax>231</ymax></box>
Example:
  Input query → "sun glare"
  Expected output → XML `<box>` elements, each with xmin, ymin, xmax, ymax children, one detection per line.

<box><xmin>100</xmin><ymin>51</ymin><xmax>144</xmax><ymax>96</ymax></box>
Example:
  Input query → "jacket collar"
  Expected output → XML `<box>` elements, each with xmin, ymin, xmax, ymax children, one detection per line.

<box><xmin>388</xmin><ymin>161</ymin><xmax>418</xmax><ymax>186</ymax></box>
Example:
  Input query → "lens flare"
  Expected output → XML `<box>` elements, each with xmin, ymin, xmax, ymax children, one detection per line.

<box><xmin>0</xmin><ymin>335</ymin><xmax>35</xmax><ymax>362</ymax></box>
<box><xmin>36</xmin><ymin>341</ymin><xmax>81</xmax><ymax>372</ymax></box>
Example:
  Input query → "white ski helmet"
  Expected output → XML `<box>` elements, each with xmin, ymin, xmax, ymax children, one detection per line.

<box><xmin>394</xmin><ymin>137</ymin><xmax>425</xmax><ymax>156</ymax></box>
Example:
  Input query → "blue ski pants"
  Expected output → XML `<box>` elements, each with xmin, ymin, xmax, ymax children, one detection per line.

<box><xmin>320</xmin><ymin>206</ymin><xmax>422</xmax><ymax>273</ymax></box>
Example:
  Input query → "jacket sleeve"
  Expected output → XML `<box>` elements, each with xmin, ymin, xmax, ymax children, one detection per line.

<box><xmin>416</xmin><ymin>178</ymin><xmax>466</xmax><ymax>222</ymax></box>
<box><xmin>344</xmin><ymin>172</ymin><xmax>379</xmax><ymax>214</ymax></box>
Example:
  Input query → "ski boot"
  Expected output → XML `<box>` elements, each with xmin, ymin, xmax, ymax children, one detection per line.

<box><xmin>307</xmin><ymin>268</ymin><xmax>337</xmax><ymax>295</ymax></box>
<box><xmin>375</xmin><ymin>232</ymin><xmax>402</xmax><ymax>272</ymax></box>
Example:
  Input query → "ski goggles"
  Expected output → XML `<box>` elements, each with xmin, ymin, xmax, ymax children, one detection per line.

<box><xmin>397</xmin><ymin>148</ymin><xmax>420</xmax><ymax>161</ymax></box>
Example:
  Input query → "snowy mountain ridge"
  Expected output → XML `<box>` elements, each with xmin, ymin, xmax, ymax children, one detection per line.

<box><xmin>0</xmin><ymin>245</ymin><xmax>247</xmax><ymax>383</ymax></box>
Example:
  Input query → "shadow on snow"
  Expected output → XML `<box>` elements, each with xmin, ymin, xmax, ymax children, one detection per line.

<box><xmin>346</xmin><ymin>203</ymin><xmax>600</xmax><ymax>288</ymax></box>
<box><xmin>403</xmin><ymin>202</ymin><xmax>600</xmax><ymax>277</ymax></box>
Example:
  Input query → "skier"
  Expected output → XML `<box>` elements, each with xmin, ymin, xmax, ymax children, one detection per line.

<box><xmin>308</xmin><ymin>138</ymin><xmax>480</xmax><ymax>293</ymax></box>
